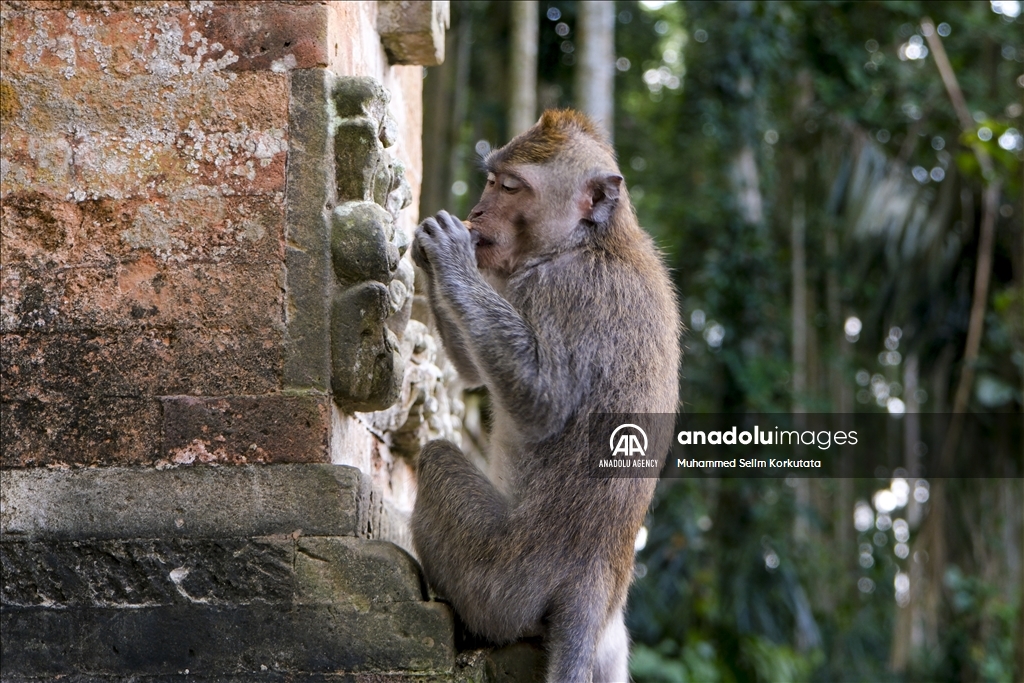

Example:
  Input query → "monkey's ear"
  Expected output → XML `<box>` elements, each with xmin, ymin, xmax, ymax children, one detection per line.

<box><xmin>585</xmin><ymin>174</ymin><xmax>623</xmax><ymax>225</ymax></box>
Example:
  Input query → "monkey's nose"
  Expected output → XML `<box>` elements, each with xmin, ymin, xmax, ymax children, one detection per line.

<box><xmin>468</xmin><ymin>207</ymin><xmax>483</xmax><ymax>221</ymax></box>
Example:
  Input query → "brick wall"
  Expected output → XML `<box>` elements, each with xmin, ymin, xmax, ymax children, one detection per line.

<box><xmin>1</xmin><ymin>0</ymin><xmax>457</xmax><ymax>515</ymax></box>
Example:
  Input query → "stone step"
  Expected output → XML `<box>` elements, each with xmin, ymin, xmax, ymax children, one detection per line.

<box><xmin>0</xmin><ymin>465</ymin><xmax>453</xmax><ymax>680</ymax></box>
<box><xmin>3</xmin><ymin>602</ymin><xmax>453</xmax><ymax>678</ymax></box>
<box><xmin>2</xmin><ymin>536</ymin><xmax>427</xmax><ymax>609</ymax></box>
<box><xmin>2</xmin><ymin>464</ymin><xmax>384</xmax><ymax>543</ymax></box>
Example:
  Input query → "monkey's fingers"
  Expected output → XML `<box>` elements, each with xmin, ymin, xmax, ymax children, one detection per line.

<box><xmin>435</xmin><ymin>210</ymin><xmax>470</xmax><ymax>234</ymax></box>
<box><xmin>411</xmin><ymin>233</ymin><xmax>434</xmax><ymax>272</ymax></box>
<box><xmin>418</xmin><ymin>216</ymin><xmax>441</xmax><ymax>238</ymax></box>
<box><xmin>434</xmin><ymin>211</ymin><xmax>475</xmax><ymax>256</ymax></box>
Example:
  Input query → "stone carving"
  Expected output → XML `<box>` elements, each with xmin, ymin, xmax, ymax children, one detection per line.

<box><xmin>330</xmin><ymin>282</ymin><xmax>402</xmax><ymax>412</ymax></box>
<box><xmin>328</xmin><ymin>76</ymin><xmax>462</xmax><ymax>457</ymax></box>
<box><xmin>331</xmin><ymin>202</ymin><xmax>401</xmax><ymax>285</ymax></box>
<box><xmin>360</xmin><ymin>320</ymin><xmax>464</xmax><ymax>459</ymax></box>
<box><xmin>329</xmin><ymin>77</ymin><xmax>412</xmax><ymax>412</ymax></box>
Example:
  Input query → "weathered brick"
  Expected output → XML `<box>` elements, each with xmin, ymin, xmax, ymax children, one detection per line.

<box><xmin>0</xmin><ymin>395</ymin><xmax>162</xmax><ymax>467</ymax></box>
<box><xmin>0</xmin><ymin>3</ymin><xmax>192</xmax><ymax>20</ymax></box>
<box><xmin>161</xmin><ymin>394</ymin><xmax>330</xmax><ymax>466</ymax></box>
<box><xmin>1</xmin><ymin>327</ymin><xmax>282</xmax><ymax>400</ymax></box>
<box><xmin>0</xmin><ymin>3</ymin><xmax>328</xmax><ymax>73</ymax></box>
<box><xmin>0</xmin><ymin>675</ymin><xmax>463</xmax><ymax>682</ymax></box>
<box><xmin>205</xmin><ymin>3</ymin><xmax>329</xmax><ymax>72</ymax></box>
<box><xmin>1</xmin><ymin>70</ymin><xmax>288</xmax><ymax>200</ymax></box>
<box><xmin>3</xmin><ymin>264</ymin><xmax>284</xmax><ymax>342</ymax></box>
<box><xmin>1</xmin><ymin>4</ymin><xmax>311</xmax><ymax>73</ymax></box>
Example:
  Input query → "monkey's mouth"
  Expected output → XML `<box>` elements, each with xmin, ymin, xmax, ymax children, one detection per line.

<box><xmin>471</xmin><ymin>232</ymin><xmax>495</xmax><ymax>249</ymax></box>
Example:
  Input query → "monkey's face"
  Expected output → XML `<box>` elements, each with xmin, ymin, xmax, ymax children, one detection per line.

<box><xmin>465</xmin><ymin>170</ymin><xmax>525</xmax><ymax>275</ymax></box>
<box><xmin>467</xmin><ymin>166</ymin><xmax>581</xmax><ymax>275</ymax></box>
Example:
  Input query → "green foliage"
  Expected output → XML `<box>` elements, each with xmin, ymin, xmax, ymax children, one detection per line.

<box><xmin>427</xmin><ymin>2</ymin><xmax>1023</xmax><ymax>680</ymax></box>
<box><xmin>904</xmin><ymin>566</ymin><xmax>1021</xmax><ymax>682</ymax></box>
<box><xmin>609</xmin><ymin>1</ymin><xmax>1023</xmax><ymax>681</ymax></box>
<box><xmin>630</xmin><ymin>640</ymin><xmax>721</xmax><ymax>683</ymax></box>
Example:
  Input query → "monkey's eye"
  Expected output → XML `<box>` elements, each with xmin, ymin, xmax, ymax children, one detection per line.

<box><xmin>500</xmin><ymin>177</ymin><xmax>523</xmax><ymax>193</ymax></box>
<box><xmin>486</xmin><ymin>173</ymin><xmax>497</xmax><ymax>188</ymax></box>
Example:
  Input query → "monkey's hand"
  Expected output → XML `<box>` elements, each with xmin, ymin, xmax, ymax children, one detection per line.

<box><xmin>412</xmin><ymin>211</ymin><xmax>477</xmax><ymax>281</ymax></box>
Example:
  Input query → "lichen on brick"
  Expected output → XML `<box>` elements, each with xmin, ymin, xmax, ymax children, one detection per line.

<box><xmin>0</xmin><ymin>81</ymin><xmax>20</xmax><ymax>120</ymax></box>
<box><xmin>0</xmin><ymin>5</ymin><xmax>290</xmax><ymax>204</ymax></box>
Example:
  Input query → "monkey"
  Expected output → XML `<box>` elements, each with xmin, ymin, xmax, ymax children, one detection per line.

<box><xmin>410</xmin><ymin>109</ymin><xmax>680</xmax><ymax>683</ymax></box>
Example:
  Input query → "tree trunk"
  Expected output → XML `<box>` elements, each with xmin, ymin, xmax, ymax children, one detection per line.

<box><xmin>826</xmin><ymin>213</ymin><xmax>854</xmax><ymax>570</ymax></box>
<box><xmin>420</xmin><ymin>5</ymin><xmax>472</xmax><ymax>218</ymax></box>
<box><xmin>508</xmin><ymin>1</ymin><xmax>538</xmax><ymax>137</ymax></box>
<box><xmin>903</xmin><ymin>353</ymin><xmax>924</xmax><ymax>529</ymax></box>
<box><xmin>791</xmin><ymin>156</ymin><xmax>808</xmax><ymax>413</ymax></box>
<box><xmin>420</xmin><ymin>10</ymin><xmax>458</xmax><ymax>217</ymax></box>
<box><xmin>916</xmin><ymin>30</ymin><xmax>1005</xmax><ymax>669</ymax></box>
<box><xmin>890</xmin><ymin>352</ymin><xmax>921</xmax><ymax>673</ymax></box>
<box><xmin>730</xmin><ymin>145</ymin><xmax>764</xmax><ymax>225</ymax></box>
<box><xmin>574</xmin><ymin>0</ymin><xmax>615</xmax><ymax>138</ymax></box>
<box><xmin>920</xmin><ymin>16</ymin><xmax>1002</xmax><ymax>465</ymax></box>
<box><xmin>791</xmin><ymin>156</ymin><xmax>810</xmax><ymax>543</ymax></box>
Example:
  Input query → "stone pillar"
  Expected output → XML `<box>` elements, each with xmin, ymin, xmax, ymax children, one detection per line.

<box><xmin>0</xmin><ymin>2</ymin><xmax>481</xmax><ymax>679</ymax></box>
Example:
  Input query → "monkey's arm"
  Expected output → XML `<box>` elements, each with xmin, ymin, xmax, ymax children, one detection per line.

<box><xmin>419</xmin><ymin>269</ymin><xmax>484</xmax><ymax>387</ymax></box>
<box><xmin>413</xmin><ymin>211</ymin><xmax>574</xmax><ymax>439</ymax></box>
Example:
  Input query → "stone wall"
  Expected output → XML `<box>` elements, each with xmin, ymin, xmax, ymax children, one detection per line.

<box><xmin>0</xmin><ymin>0</ymin><xmax>459</xmax><ymax>514</ymax></box>
<box><xmin>0</xmin><ymin>2</ymin><xmax>519</xmax><ymax>680</ymax></box>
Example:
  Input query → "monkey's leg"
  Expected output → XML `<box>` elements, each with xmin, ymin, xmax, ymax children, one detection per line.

<box><xmin>593</xmin><ymin>608</ymin><xmax>630</xmax><ymax>683</ymax></box>
<box><xmin>544</xmin><ymin>591</ymin><xmax>608</xmax><ymax>683</ymax></box>
<box><xmin>412</xmin><ymin>440</ymin><xmax>543</xmax><ymax>642</ymax></box>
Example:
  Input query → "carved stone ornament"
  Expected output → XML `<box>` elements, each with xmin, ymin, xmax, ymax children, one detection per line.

<box><xmin>327</xmin><ymin>75</ymin><xmax>463</xmax><ymax>452</ymax></box>
<box><xmin>329</xmin><ymin>77</ymin><xmax>412</xmax><ymax>412</ymax></box>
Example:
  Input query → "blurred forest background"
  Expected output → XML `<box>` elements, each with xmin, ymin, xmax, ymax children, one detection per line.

<box><xmin>418</xmin><ymin>1</ymin><xmax>1024</xmax><ymax>681</ymax></box>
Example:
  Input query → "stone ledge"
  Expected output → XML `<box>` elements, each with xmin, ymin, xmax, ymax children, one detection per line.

<box><xmin>377</xmin><ymin>1</ymin><xmax>449</xmax><ymax>66</ymax></box>
<box><xmin>1</xmin><ymin>536</ymin><xmax>426</xmax><ymax>609</ymax></box>
<box><xmin>0</xmin><ymin>464</ymin><xmax>370</xmax><ymax>541</ymax></box>
<box><xmin>0</xmin><ymin>602</ymin><xmax>455</xmax><ymax>678</ymax></box>
<box><xmin>0</xmin><ymin>675</ymin><xmax>464</xmax><ymax>683</ymax></box>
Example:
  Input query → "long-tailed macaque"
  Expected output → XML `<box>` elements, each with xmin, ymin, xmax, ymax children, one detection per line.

<box><xmin>410</xmin><ymin>110</ymin><xmax>680</xmax><ymax>683</ymax></box>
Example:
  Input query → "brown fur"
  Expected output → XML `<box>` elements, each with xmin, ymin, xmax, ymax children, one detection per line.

<box><xmin>488</xmin><ymin>108</ymin><xmax>616</xmax><ymax>167</ymax></box>
<box><xmin>410</xmin><ymin>110</ymin><xmax>680</xmax><ymax>683</ymax></box>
